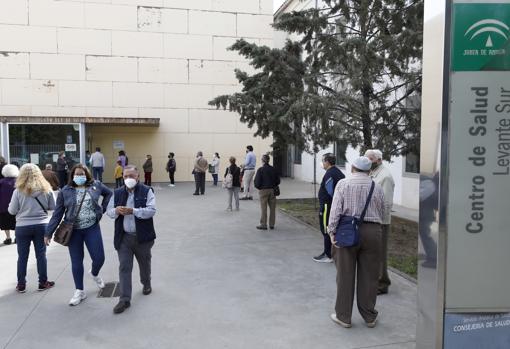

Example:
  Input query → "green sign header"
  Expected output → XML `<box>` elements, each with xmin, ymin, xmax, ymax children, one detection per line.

<box><xmin>452</xmin><ymin>3</ymin><xmax>510</xmax><ymax>71</ymax></box>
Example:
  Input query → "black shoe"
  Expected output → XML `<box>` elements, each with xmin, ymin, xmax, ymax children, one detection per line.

<box><xmin>248</xmin><ymin>197</ymin><xmax>253</xmax><ymax>200</ymax></box>
<box><xmin>240</xmin><ymin>197</ymin><xmax>249</xmax><ymax>200</ymax></box>
<box><xmin>193</xmin><ymin>193</ymin><xmax>199</xmax><ymax>196</ymax></box>
<box><xmin>269</xmin><ymin>226</ymin><xmax>274</xmax><ymax>230</ymax></box>
<box><xmin>143</xmin><ymin>286</ymin><xmax>152</xmax><ymax>295</ymax></box>
<box><xmin>377</xmin><ymin>288</ymin><xmax>388</xmax><ymax>295</ymax></box>
<box><xmin>113</xmin><ymin>301</ymin><xmax>131</xmax><ymax>314</ymax></box>
<box><xmin>3</xmin><ymin>238</ymin><xmax>12</xmax><ymax>245</ymax></box>
<box><xmin>256</xmin><ymin>225</ymin><xmax>268</xmax><ymax>230</ymax></box>
<box><xmin>16</xmin><ymin>284</ymin><xmax>26</xmax><ymax>293</ymax></box>
<box><xmin>38</xmin><ymin>281</ymin><xmax>55</xmax><ymax>291</ymax></box>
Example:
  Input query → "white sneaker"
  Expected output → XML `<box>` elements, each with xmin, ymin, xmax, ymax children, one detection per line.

<box><xmin>89</xmin><ymin>270</ymin><xmax>105</xmax><ymax>289</ymax></box>
<box><xmin>169</xmin><ymin>184</ymin><xmax>175</xmax><ymax>187</ymax></box>
<box><xmin>69</xmin><ymin>290</ymin><xmax>87</xmax><ymax>306</ymax></box>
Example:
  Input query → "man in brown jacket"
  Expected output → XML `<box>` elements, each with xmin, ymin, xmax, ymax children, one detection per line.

<box><xmin>42</xmin><ymin>164</ymin><xmax>60</xmax><ymax>191</ymax></box>
<box><xmin>193</xmin><ymin>151</ymin><xmax>208</xmax><ymax>195</ymax></box>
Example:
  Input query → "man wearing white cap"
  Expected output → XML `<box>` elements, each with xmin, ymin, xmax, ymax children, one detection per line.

<box><xmin>365</xmin><ymin>149</ymin><xmax>395</xmax><ymax>295</ymax></box>
<box><xmin>327</xmin><ymin>156</ymin><xmax>385</xmax><ymax>329</ymax></box>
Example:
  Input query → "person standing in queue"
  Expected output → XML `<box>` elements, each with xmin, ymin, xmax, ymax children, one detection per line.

<box><xmin>313</xmin><ymin>153</ymin><xmax>345</xmax><ymax>263</ymax></box>
<box><xmin>166</xmin><ymin>152</ymin><xmax>176</xmax><ymax>187</ymax></box>
<box><xmin>0</xmin><ymin>164</ymin><xmax>19</xmax><ymax>245</ymax></box>
<box><xmin>193</xmin><ymin>151</ymin><xmax>208</xmax><ymax>196</ymax></box>
<box><xmin>56</xmin><ymin>151</ymin><xmax>68</xmax><ymax>189</ymax></box>
<box><xmin>254</xmin><ymin>154</ymin><xmax>280</xmax><ymax>230</ymax></box>
<box><xmin>142</xmin><ymin>155</ymin><xmax>153</xmax><ymax>187</ymax></box>
<box><xmin>327</xmin><ymin>156</ymin><xmax>385</xmax><ymax>329</ymax></box>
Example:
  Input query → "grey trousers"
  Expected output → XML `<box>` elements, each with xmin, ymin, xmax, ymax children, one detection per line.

<box><xmin>378</xmin><ymin>224</ymin><xmax>391</xmax><ymax>291</ymax></box>
<box><xmin>118</xmin><ymin>234</ymin><xmax>154</xmax><ymax>302</ymax></box>
<box><xmin>243</xmin><ymin>169</ymin><xmax>255</xmax><ymax>198</ymax></box>
<box><xmin>332</xmin><ymin>223</ymin><xmax>382</xmax><ymax>324</ymax></box>
<box><xmin>259</xmin><ymin>188</ymin><xmax>276</xmax><ymax>227</ymax></box>
<box><xmin>227</xmin><ymin>187</ymin><xmax>240</xmax><ymax>209</ymax></box>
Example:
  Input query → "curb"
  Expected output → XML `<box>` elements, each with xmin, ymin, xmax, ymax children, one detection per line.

<box><xmin>278</xmin><ymin>207</ymin><xmax>418</xmax><ymax>284</ymax></box>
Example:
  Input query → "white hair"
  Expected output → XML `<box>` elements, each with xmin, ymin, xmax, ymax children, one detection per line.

<box><xmin>2</xmin><ymin>164</ymin><xmax>19</xmax><ymax>178</ymax></box>
<box><xmin>364</xmin><ymin>149</ymin><xmax>383</xmax><ymax>160</ymax></box>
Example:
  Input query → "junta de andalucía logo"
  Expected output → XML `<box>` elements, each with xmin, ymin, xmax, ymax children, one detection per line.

<box><xmin>463</xmin><ymin>18</ymin><xmax>509</xmax><ymax>57</ymax></box>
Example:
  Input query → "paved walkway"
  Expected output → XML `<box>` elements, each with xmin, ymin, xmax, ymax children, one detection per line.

<box><xmin>0</xmin><ymin>182</ymin><xmax>417</xmax><ymax>349</ymax></box>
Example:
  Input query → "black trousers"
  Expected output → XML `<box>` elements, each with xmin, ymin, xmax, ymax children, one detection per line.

<box><xmin>319</xmin><ymin>203</ymin><xmax>332</xmax><ymax>258</ymax></box>
<box><xmin>169</xmin><ymin>171</ymin><xmax>175</xmax><ymax>185</ymax></box>
<box><xmin>194</xmin><ymin>172</ymin><xmax>205</xmax><ymax>194</ymax></box>
<box><xmin>57</xmin><ymin>171</ymin><xmax>68</xmax><ymax>189</ymax></box>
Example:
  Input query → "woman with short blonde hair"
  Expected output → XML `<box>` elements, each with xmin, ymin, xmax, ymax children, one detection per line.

<box><xmin>8</xmin><ymin>164</ymin><xmax>56</xmax><ymax>293</ymax></box>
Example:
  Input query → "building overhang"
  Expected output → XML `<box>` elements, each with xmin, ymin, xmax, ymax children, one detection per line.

<box><xmin>0</xmin><ymin>116</ymin><xmax>160</xmax><ymax>127</ymax></box>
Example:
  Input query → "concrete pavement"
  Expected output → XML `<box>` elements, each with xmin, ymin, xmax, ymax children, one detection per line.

<box><xmin>0</xmin><ymin>181</ymin><xmax>417</xmax><ymax>349</ymax></box>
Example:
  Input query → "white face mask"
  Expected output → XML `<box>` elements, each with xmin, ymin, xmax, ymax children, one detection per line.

<box><xmin>125</xmin><ymin>178</ymin><xmax>137</xmax><ymax>189</ymax></box>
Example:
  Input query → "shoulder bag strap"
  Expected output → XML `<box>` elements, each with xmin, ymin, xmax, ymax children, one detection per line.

<box><xmin>71</xmin><ymin>190</ymin><xmax>87</xmax><ymax>223</ymax></box>
<box><xmin>359</xmin><ymin>181</ymin><xmax>375</xmax><ymax>223</ymax></box>
<box><xmin>34</xmin><ymin>196</ymin><xmax>48</xmax><ymax>215</ymax></box>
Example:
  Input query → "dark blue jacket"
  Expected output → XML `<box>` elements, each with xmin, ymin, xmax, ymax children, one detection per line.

<box><xmin>113</xmin><ymin>183</ymin><xmax>156</xmax><ymax>250</ymax></box>
<box><xmin>318</xmin><ymin>166</ymin><xmax>345</xmax><ymax>207</ymax></box>
<box><xmin>46</xmin><ymin>181</ymin><xmax>113</xmax><ymax>237</ymax></box>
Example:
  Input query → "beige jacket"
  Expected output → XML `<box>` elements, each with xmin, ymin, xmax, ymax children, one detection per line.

<box><xmin>194</xmin><ymin>157</ymin><xmax>208</xmax><ymax>173</ymax></box>
<box><xmin>369</xmin><ymin>164</ymin><xmax>395</xmax><ymax>224</ymax></box>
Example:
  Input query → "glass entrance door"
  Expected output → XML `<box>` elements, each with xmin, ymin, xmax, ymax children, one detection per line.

<box><xmin>8</xmin><ymin>124</ymin><xmax>81</xmax><ymax>170</ymax></box>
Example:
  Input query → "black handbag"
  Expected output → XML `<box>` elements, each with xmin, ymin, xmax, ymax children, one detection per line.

<box><xmin>334</xmin><ymin>181</ymin><xmax>375</xmax><ymax>248</ymax></box>
<box><xmin>274</xmin><ymin>186</ymin><xmax>280</xmax><ymax>197</ymax></box>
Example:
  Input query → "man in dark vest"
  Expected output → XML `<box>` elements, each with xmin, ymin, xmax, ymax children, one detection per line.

<box><xmin>106</xmin><ymin>165</ymin><xmax>156</xmax><ymax>314</ymax></box>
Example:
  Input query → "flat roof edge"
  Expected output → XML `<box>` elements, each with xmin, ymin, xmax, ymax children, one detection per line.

<box><xmin>0</xmin><ymin>116</ymin><xmax>160</xmax><ymax>126</ymax></box>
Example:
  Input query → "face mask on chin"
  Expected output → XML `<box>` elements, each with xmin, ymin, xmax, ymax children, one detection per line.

<box><xmin>125</xmin><ymin>178</ymin><xmax>137</xmax><ymax>189</ymax></box>
<box><xmin>371</xmin><ymin>162</ymin><xmax>380</xmax><ymax>170</ymax></box>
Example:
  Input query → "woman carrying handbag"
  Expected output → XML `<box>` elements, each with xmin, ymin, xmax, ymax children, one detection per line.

<box><xmin>45</xmin><ymin>164</ymin><xmax>113</xmax><ymax>306</ymax></box>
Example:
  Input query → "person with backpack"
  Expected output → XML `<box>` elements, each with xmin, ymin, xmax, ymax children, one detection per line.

<box><xmin>166</xmin><ymin>152</ymin><xmax>176</xmax><ymax>187</ymax></box>
<box><xmin>8</xmin><ymin>164</ymin><xmax>56</xmax><ymax>293</ymax></box>
<box><xmin>223</xmin><ymin>157</ymin><xmax>241</xmax><ymax>211</ymax></box>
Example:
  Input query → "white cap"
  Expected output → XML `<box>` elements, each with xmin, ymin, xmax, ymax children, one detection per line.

<box><xmin>351</xmin><ymin>156</ymin><xmax>372</xmax><ymax>171</ymax></box>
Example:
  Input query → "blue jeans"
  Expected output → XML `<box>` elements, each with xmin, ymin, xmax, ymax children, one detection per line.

<box><xmin>68</xmin><ymin>223</ymin><xmax>105</xmax><ymax>290</ymax></box>
<box><xmin>92</xmin><ymin>167</ymin><xmax>103</xmax><ymax>181</ymax></box>
<box><xmin>212</xmin><ymin>173</ymin><xmax>218</xmax><ymax>186</ymax></box>
<box><xmin>16</xmin><ymin>224</ymin><xmax>48</xmax><ymax>285</ymax></box>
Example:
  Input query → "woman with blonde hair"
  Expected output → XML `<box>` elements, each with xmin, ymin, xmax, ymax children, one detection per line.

<box><xmin>8</xmin><ymin>164</ymin><xmax>56</xmax><ymax>293</ymax></box>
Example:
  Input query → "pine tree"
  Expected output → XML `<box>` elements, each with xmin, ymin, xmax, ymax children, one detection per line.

<box><xmin>210</xmin><ymin>0</ymin><xmax>423</xmax><ymax>159</ymax></box>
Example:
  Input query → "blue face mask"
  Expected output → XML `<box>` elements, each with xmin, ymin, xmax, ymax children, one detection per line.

<box><xmin>73</xmin><ymin>175</ymin><xmax>87</xmax><ymax>186</ymax></box>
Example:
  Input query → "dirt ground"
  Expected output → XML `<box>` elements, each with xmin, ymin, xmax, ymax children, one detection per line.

<box><xmin>278</xmin><ymin>199</ymin><xmax>418</xmax><ymax>278</ymax></box>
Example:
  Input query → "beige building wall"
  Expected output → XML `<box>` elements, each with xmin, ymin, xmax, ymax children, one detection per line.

<box><xmin>0</xmin><ymin>0</ymin><xmax>274</xmax><ymax>183</ymax></box>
